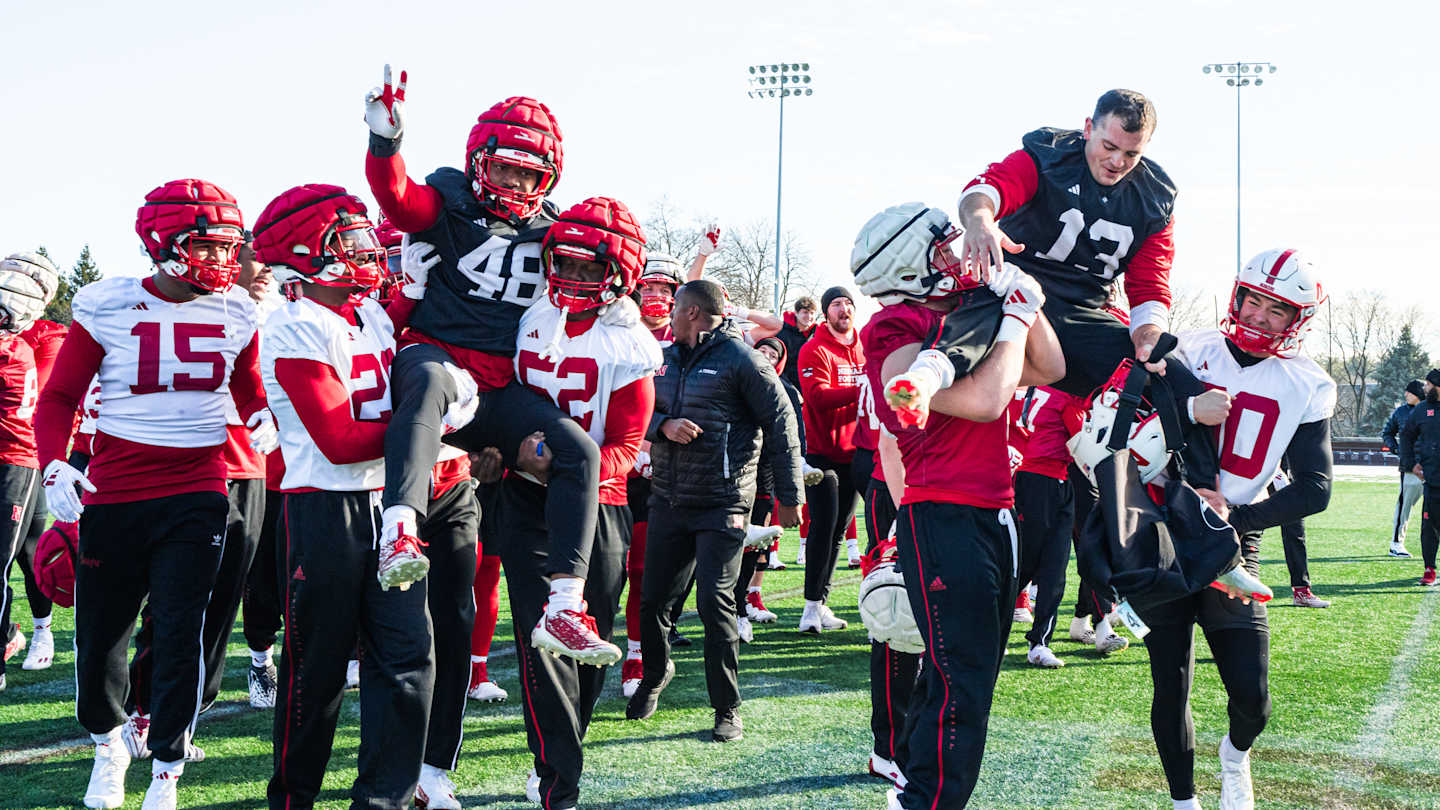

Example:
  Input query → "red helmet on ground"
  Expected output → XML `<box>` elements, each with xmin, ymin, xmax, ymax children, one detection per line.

<box><xmin>34</xmin><ymin>521</ymin><xmax>79</xmax><ymax>608</ymax></box>
<box><xmin>466</xmin><ymin>97</ymin><xmax>563</xmax><ymax>222</ymax></box>
<box><xmin>252</xmin><ymin>184</ymin><xmax>385</xmax><ymax>292</ymax></box>
<box><xmin>542</xmin><ymin>197</ymin><xmax>646</xmax><ymax>312</ymax></box>
<box><xmin>135</xmin><ymin>179</ymin><xmax>246</xmax><ymax>292</ymax></box>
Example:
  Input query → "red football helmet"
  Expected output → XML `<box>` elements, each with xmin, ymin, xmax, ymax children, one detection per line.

<box><xmin>542</xmin><ymin>197</ymin><xmax>647</xmax><ymax>312</ymax></box>
<box><xmin>252</xmin><ymin>184</ymin><xmax>385</xmax><ymax>292</ymax></box>
<box><xmin>638</xmin><ymin>253</ymin><xmax>683</xmax><ymax>318</ymax></box>
<box><xmin>135</xmin><ymin>179</ymin><xmax>246</xmax><ymax>292</ymax></box>
<box><xmin>373</xmin><ymin>217</ymin><xmax>405</xmax><ymax>286</ymax></box>
<box><xmin>34</xmin><ymin>521</ymin><xmax>78</xmax><ymax>608</ymax></box>
<box><xmin>466</xmin><ymin>97</ymin><xmax>563</xmax><ymax>222</ymax></box>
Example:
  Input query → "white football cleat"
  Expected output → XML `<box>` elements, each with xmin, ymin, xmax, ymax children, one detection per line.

<box><xmin>346</xmin><ymin>659</ymin><xmax>360</xmax><ymax>690</ymax></box>
<box><xmin>532</xmin><ymin>602</ymin><xmax>623</xmax><ymax>666</ymax></box>
<box><xmin>121</xmin><ymin>712</ymin><xmax>151</xmax><ymax>759</ymax></box>
<box><xmin>416</xmin><ymin>764</ymin><xmax>461</xmax><ymax>809</ymax></box>
<box><xmin>140</xmin><ymin>768</ymin><xmax>180</xmax><ymax>810</ymax></box>
<box><xmin>1026</xmin><ymin>645</ymin><xmax>1065</xmax><ymax>668</ymax></box>
<box><xmin>1390</xmin><ymin>541</ymin><xmax>1413</xmax><ymax>558</ymax></box>
<box><xmin>84</xmin><ymin>738</ymin><xmax>130</xmax><ymax>809</ymax></box>
<box><xmin>1210</xmin><ymin>565</ymin><xmax>1273</xmax><ymax>603</ymax></box>
<box><xmin>526</xmin><ymin>769</ymin><xmax>541</xmax><ymax>803</ymax></box>
<box><xmin>737</xmin><ymin>616</ymin><xmax>754</xmax><ymax>644</ymax></box>
<box><xmin>745</xmin><ymin>524</ymin><xmax>783</xmax><ymax>550</ymax></box>
<box><xmin>868</xmin><ymin>750</ymin><xmax>908</xmax><ymax>789</ymax></box>
<box><xmin>22</xmin><ymin>626</ymin><xmax>53</xmax><ymax>670</ymax></box>
<box><xmin>1218</xmin><ymin>741</ymin><xmax>1255</xmax><ymax>810</ymax></box>
<box><xmin>795</xmin><ymin>543</ymin><xmax>807</xmax><ymax>566</ymax></box>
<box><xmin>377</xmin><ymin>529</ymin><xmax>430</xmax><ymax>591</ymax></box>
<box><xmin>745</xmin><ymin>591</ymin><xmax>777</xmax><ymax>623</ymax></box>
<box><xmin>817</xmin><ymin>604</ymin><xmax>849</xmax><ymax>631</ymax></box>
<box><xmin>798</xmin><ymin>602</ymin><xmax>822</xmax><ymax>634</ymax></box>
<box><xmin>466</xmin><ymin>659</ymin><xmax>507</xmax><ymax>702</ymax></box>
<box><xmin>1068</xmin><ymin>617</ymin><xmax>1095</xmax><ymax>644</ymax></box>
<box><xmin>847</xmin><ymin>537</ymin><xmax>863</xmax><ymax>569</ymax></box>
<box><xmin>249</xmin><ymin>661</ymin><xmax>278</xmax><ymax>708</ymax></box>
<box><xmin>1095</xmin><ymin>631</ymin><xmax>1129</xmax><ymax>655</ymax></box>
<box><xmin>3</xmin><ymin>627</ymin><xmax>24</xmax><ymax>663</ymax></box>
<box><xmin>886</xmin><ymin>786</ymin><xmax>905</xmax><ymax>809</ymax></box>
<box><xmin>621</xmin><ymin>656</ymin><xmax>643</xmax><ymax>698</ymax></box>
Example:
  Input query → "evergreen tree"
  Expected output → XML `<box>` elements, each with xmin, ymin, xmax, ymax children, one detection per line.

<box><xmin>1363</xmin><ymin>322</ymin><xmax>1430</xmax><ymax>435</ymax></box>
<box><xmin>45</xmin><ymin>244</ymin><xmax>103</xmax><ymax>325</ymax></box>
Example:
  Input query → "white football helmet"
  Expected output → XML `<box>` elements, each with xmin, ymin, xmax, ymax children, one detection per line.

<box><xmin>1222</xmin><ymin>248</ymin><xmax>1325</xmax><ymax>358</ymax></box>
<box><xmin>0</xmin><ymin>252</ymin><xmax>60</xmax><ymax>304</ymax></box>
<box><xmin>0</xmin><ymin>268</ymin><xmax>49</xmax><ymax>332</ymax></box>
<box><xmin>851</xmin><ymin>203</ymin><xmax>978</xmax><ymax>305</ymax></box>
<box><xmin>857</xmin><ymin>539</ymin><xmax>925</xmax><ymax>654</ymax></box>
<box><xmin>1066</xmin><ymin>366</ymin><xmax>1173</xmax><ymax>486</ymax></box>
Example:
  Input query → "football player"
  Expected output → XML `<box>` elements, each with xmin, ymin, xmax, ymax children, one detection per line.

<box><xmin>504</xmin><ymin>197</ymin><xmax>658</xmax><ymax>810</ymax></box>
<box><xmin>252</xmin><ymin>183</ymin><xmax>458</xmax><ymax>810</ymax></box>
<box><xmin>35</xmin><ymin>179</ymin><xmax>272</xmax><ymax>810</ymax></box>
<box><xmin>1147</xmin><ymin>248</ymin><xmax>1336</xmax><ymax>810</ymax></box>
<box><xmin>361</xmin><ymin>67</ymin><xmax>617</xmax><ymax>664</ymax></box>
<box><xmin>852</xmin><ymin>202</ymin><xmax>1063</xmax><ymax>809</ymax></box>
<box><xmin>0</xmin><ymin>254</ymin><xmax>58</xmax><ymax>689</ymax></box>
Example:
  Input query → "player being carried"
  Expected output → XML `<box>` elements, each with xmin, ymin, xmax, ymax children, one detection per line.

<box><xmin>361</xmin><ymin>65</ymin><xmax>616</xmax><ymax>664</ymax></box>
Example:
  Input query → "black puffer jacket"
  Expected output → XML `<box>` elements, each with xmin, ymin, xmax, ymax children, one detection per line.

<box><xmin>647</xmin><ymin>319</ymin><xmax>804</xmax><ymax>512</ymax></box>
<box><xmin>1401</xmin><ymin>396</ymin><xmax>1440</xmax><ymax>483</ymax></box>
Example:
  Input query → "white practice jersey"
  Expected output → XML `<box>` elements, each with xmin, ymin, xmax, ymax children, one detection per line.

<box><xmin>1175</xmin><ymin>329</ymin><xmax>1336</xmax><ymax>506</ymax></box>
<box><xmin>515</xmin><ymin>297</ymin><xmax>661</xmax><ymax>492</ymax></box>
<box><xmin>73</xmin><ymin>277</ymin><xmax>259</xmax><ymax>448</ymax></box>
<box><xmin>261</xmin><ymin>296</ymin><xmax>395</xmax><ymax>491</ymax></box>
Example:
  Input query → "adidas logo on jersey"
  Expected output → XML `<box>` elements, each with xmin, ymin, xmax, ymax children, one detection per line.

<box><xmin>526</xmin><ymin>330</ymin><xmax>540</xmax><ymax>340</ymax></box>
<box><xmin>1068</xmin><ymin>184</ymin><xmax>1080</xmax><ymax>196</ymax></box>
<box><xmin>132</xmin><ymin>302</ymin><xmax>149</xmax><ymax>311</ymax></box>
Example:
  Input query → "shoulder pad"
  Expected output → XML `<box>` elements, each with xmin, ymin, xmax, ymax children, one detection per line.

<box><xmin>424</xmin><ymin>167</ymin><xmax>484</xmax><ymax>218</ymax></box>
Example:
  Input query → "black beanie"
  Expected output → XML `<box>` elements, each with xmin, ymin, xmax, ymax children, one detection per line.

<box><xmin>821</xmin><ymin>286</ymin><xmax>854</xmax><ymax>312</ymax></box>
<box><xmin>1407</xmin><ymin>379</ymin><xmax>1426</xmax><ymax>399</ymax></box>
<box><xmin>1428</xmin><ymin>369</ymin><xmax>1440</xmax><ymax>388</ymax></box>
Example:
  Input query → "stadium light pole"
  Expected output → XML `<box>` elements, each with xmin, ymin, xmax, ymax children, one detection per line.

<box><xmin>747</xmin><ymin>62</ymin><xmax>814</xmax><ymax>314</ymax></box>
<box><xmin>1203</xmin><ymin>61</ymin><xmax>1277</xmax><ymax>273</ymax></box>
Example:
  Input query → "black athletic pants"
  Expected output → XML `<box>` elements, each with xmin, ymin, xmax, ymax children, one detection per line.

<box><xmin>0</xmin><ymin>463</ymin><xmax>38</xmax><ymax>676</ymax></box>
<box><xmin>1138</xmin><ymin>532</ymin><xmax>1270</xmax><ymax>801</ymax></box>
<box><xmin>499</xmin><ymin>477</ymin><xmax>629</xmax><ymax>810</ymax></box>
<box><xmin>640</xmin><ymin>502</ymin><xmax>746</xmax><ymax>712</ymax></box>
<box><xmin>75</xmin><ymin>491</ymin><xmax>226</xmax><ymax>763</ymax></box>
<box><xmin>13</xmin><ymin>482</ymin><xmax>52</xmax><ymax>624</ymax></box>
<box><xmin>129</xmin><ymin>478</ymin><xmax>265</xmax><ymax>714</ymax></box>
<box><xmin>268</xmin><ymin>490</ymin><xmax>433</xmax><ymax>810</ymax></box>
<box><xmin>862</xmin><ymin>472</ymin><xmax>917</xmax><ymax>764</ymax></box>
<box><xmin>1014</xmin><ymin>471</ymin><xmax>1074</xmax><ymax>648</ymax></box>
<box><xmin>803</xmin><ymin>453</ymin><xmax>860</xmax><ymax>602</ymax></box>
<box><xmin>894</xmin><ymin>501</ymin><xmax>1017</xmax><ymax>810</ymax></box>
<box><xmin>1280</xmin><ymin>519</ymin><xmax>1309</xmax><ymax>589</ymax></box>
<box><xmin>1421</xmin><ymin>485</ymin><xmax>1440</xmax><ymax>569</ymax></box>
<box><xmin>384</xmin><ymin>343</ymin><xmax>600</xmax><ymax>578</ymax></box>
<box><xmin>421</xmin><ymin>479</ymin><xmax>480</xmax><ymax>772</ymax></box>
<box><xmin>243</xmin><ymin>488</ymin><xmax>286</xmax><ymax>652</ymax></box>
<box><xmin>1068</xmin><ymin>466</ymin><xmax>1115</xmax><ymax>620</ymax></box>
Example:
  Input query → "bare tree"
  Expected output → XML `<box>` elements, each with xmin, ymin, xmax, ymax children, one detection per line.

<box><xmin>1166</xmin><ymin>284</ymin><xmax>1218</xmax><ymax>334</ymax></box>
<box><xmin>703</xmin><ymin>219</ymin><xmax>815</xmax><ymax>311</ymax></box>
<box><xmin>1321</xmin><ymin>289</ymin><xmax>1394</xmax><ymax>435</ymax></box>
<box><xmin>640</xmin><ymin>195</ymin><xmax>707</xmax><ymax>260</ymax></box>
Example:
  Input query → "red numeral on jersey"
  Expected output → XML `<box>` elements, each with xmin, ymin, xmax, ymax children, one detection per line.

<box><xmin>517</xmin><ymin>350</ymin><xmax>599</xmax><ymax>432</ymax></box>
<box><xmin>350</xmin><ymin>349</ymin><xmax>395</xmax><ymax>421</ymax></box>
<box><xmin>1216</xmin><ymin>391</ymin><xmax>1281</xmax><ymax>480</ymax></box>
<box><xmin>130</xmin><ymin>322</ymin><xmax>227</xmax><ymax>395</ymax></box>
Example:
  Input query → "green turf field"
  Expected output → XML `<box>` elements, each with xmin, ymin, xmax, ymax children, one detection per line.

<box><xmin>2</xmin><ymin>477</ymin><xmax>1438</xmax><ymax>809</ymax></box>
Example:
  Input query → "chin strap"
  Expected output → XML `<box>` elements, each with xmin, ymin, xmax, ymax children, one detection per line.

<box><xmin>538</xmin><ymin>305</ymin><xmax>569</xmax><ymax>363</ymax></box>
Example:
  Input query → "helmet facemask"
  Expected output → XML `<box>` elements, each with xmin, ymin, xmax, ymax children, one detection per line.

<box><xmin>1224</xmin><ymin>284</ymin><xmax>1307</xmax><ymax>358</ymax></box>
<box><xmin>162</xmin><ymin>225</ymin><xmax>245</xmax><ymax>293</ymax></box>
<box><xmin>926</xmin><ymin>222</ymin><xmax>982</xmax><ymax>298</ymax></box>
<box><xmin>314</xmin><ymin>219</ymin><xmax>385</xmax><ymax>293</ymax></box>
<box><xmin>471</xmin><ymin>147</ymin><xmax>555</xmax><ymax>222</ymax></box>
<box><xmin>638</xmin><ymin>277</ymin><xmax>677</xmax><ymax>318</ymax></box>
<box><xmin>545</xmin><ymin>244</ymin><xmax>623</xmax><ymax>313</ymax></box>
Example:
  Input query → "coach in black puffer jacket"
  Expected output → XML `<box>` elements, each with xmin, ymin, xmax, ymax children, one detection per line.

<box><xmin>631</xmin><ymin>280</ymin><xmax>804</xmax><ymax>740</ymax></box>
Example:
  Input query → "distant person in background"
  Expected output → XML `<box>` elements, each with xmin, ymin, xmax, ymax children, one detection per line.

<box><xmin>776</xmin><ymin>296</ymin><xmax>818</xmax><ymax>389</ymax></box>
<box><xmin>1382</xmin><ymin>379</ymin><xmax>1423</xmax><ymax>558</ymax></box>
<box><xmin>1400</xmin><ymin>369</ymin><xmax>1440</xmax><ymax>585</ymax></box>
<box><xmin>1273</xmin><ymin>456</ymin><xmax>1329</xmax><ymax>608</ymax></box>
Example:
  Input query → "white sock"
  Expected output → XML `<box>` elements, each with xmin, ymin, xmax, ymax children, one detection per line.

<box><xmin>1095</xmin><ymin>616</ymin><xmax>1113</xmax><ymax>638</ymax></box>
<box><xmin>381</xmin><ymin>505</ymin><xmax>417</xmax><ymax>538</ymax></box>
<box><xmin>421</xmin><ymin>762</ymin><xmax>445</xmax><ymax>780</ymax></box>
<box><xmin>251</xmin><ymin>647</ymin><xmax>272</xmax><ymax>667</ymax></box>
<box><xmin>33</xmin><ymin>615</ymin><xmax>52</xmax><ymax>632</ymax></box>
<box><xmin>152</xmin><ymin>758</ymin><xmax>183</xmax><ymax>777</ymax></box>
<box><xmin>627</xmin><ymin>640</ymin><xmax>642</xmax><ymax>657</ymax></box>
<box><xmin>1173</xmin><ymin>798</ymin><xmax>1201</xmax><ymax>810</ymax></box>
<box><xmin>92</xmin><ymin>728</ymin><xmax>122</xmax><ymax>746</ymax></box>
<box><xmin>805</xmin><ymin>599</ymin><xmax>821</xmax><ymax>612</ymax></box>
<box><xmin>748</xmin><ymin>586</ymin><xmax>762</xmax><ymax>594</ymax></box>
<box><xmin>471</xmin><ymin>654</ymin><xmax>485</xmax><ymax>664</ymax></box>
<box><xmin>547</xmin><ymin>578</ymin><xmax>585</xmax><ymax>614</ymax></box>
<box><xmin>1220</xmin><ymin>733</ymin><xmax>1249</xmax><ymax>764</ymax></box>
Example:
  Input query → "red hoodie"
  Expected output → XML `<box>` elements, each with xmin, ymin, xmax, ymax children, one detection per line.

<box><xmin>797</xmin><ymin>324</ymin><xmax>864</xmax><ymax>463</ymax></box>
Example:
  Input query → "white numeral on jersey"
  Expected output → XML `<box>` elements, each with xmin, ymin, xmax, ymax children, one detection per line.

<box><xmin>458</xmin><ymin>236</ymin><xmax>546</xmax><ymax>306</ymax></box>
<box><xmin>15</xmin><ymin>367</ymin><xmax>37</xmax><ymax>420</ymax></box>
<box><xmin>856</xmin><ymin>374</ymin><xmax>880</xmax><ymax>432</ymax></box>
<box><xmin>1037</xmin><ymin>207</ymin><xmax>1135</xmax><ymax>280</ymax></box>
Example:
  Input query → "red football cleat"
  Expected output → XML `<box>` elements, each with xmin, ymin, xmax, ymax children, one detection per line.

<box><xmin>532</xmin><ymin>602</ymin><xmax>622</xmax><ymax>666</ymax></box>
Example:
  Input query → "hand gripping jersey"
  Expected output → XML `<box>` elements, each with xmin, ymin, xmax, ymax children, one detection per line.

<box><xmin>515</xmin><ymin>297</ymin><xmax>661</xmax><ymax>504</ymax></box>
<box><xmin>0</xmin><ymin>332</ymin><xmax>38</xmax><ymax>468</ymax></box>
<box><xmin>406</xmin><ymin>168</ymin><xmax>558</xmax><ymax>356</ymax></box>
<box><xmin>965</xmin><ymin>128</ymin><xmax>1177</xmax><ymax>313</ymax></box>
<box><xmin>860</xmin><ymin>302</ymin><xmax>1013</xmax><ymax>508</ymax></box>
<box><xmin>261</xmin><ymin>296</ymin><xmax>396</xmax><ymax>491</ymax></box>
<box><xmin>1175</xmin><ymin>329</ymin><xmax>1336</xmax><ymax>505</ymax></box>
<box><xmin>75</xmin><ymin>277</ymin><xmax>259</xmax><ymax>449</ymax></box>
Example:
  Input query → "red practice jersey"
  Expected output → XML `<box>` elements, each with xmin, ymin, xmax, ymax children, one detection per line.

<box><xmin>1008</xmin><ymin>385</ymin><xmax>1077</xmax><ymax>481</ymax></box>
<box><xmin>861</xmin><ymin>302</ymin><xmax>1013</xmax><ymax>509</ymax></box>
<box><xmin>797</xmin><ymin>325</ymin><xmax>864</xmax><ymax>463</ymax></box>
<box><xmin>0</xmin><ymin>332</ymin><xmax>38</xmax><ymax>468</ymax></box>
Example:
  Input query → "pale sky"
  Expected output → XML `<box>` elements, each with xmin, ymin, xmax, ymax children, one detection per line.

<box><xmin>5</xmin><ymin>0</ymin><xmax>1438</xmax><ymax>346</ymax></box>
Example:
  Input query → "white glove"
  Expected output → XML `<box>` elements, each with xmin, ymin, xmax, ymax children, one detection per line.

<box><xmin>1270</xmin><ymin>469</ymin><xmax>1289</xmax><ymax>492</ymax></box>
<box><xmin>990</xmin><ymin>262</ymin><xmax>1045</xmax><ymax>339</ymax></box>
<box><xmin>442</xmin><ymin>362</ymin><xmax>479</xmax><ymax>433</ymax></box>
<box><xmin>42</xmin><ymin>459</ymin><xmax>95</xmax><ymax>523</ymax></box>
<box><xmin>698</xmin><ymin>224</ymin><xmax>721</xmax><ymax>257</ymax></box>
<box><xmin>634</xmin><ymin>450</ymin><xmax>652</xmax><ymax>479</ymax></box>
<box><xmin>400</xmin><ymin>239</ymin><xmax>439</xmax><ymax>300</ymax></box>
<box><xmin>364</xmin><ymin>64</ymin><xmax>407</xmax><ymax>140</ymax></box>
<box><xmin>247</xmin><ymin>409</ymin><xmax>280</xmax><ymax>454</ymax></box>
